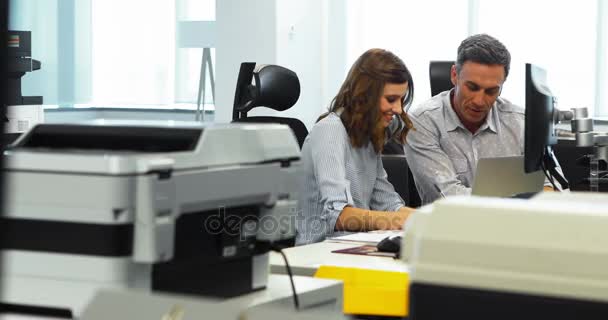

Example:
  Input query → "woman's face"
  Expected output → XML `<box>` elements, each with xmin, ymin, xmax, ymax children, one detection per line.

<box><xmin>378</xmin><ymin>82</ymin><xmax>409</xmax><ymax>128</ymax></box>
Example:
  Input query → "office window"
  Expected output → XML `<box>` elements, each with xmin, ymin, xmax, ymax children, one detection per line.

<box><xmin>178</xmin><ymin>0</ymin><xmax>215</xmax><ymax>21</ymax></box>
<box><xmin>8</xmin><ymin>0</ymin><xmax>61</xmax><ymax>104</ymax></box>
<box><xmin>477</xmin><ymin>0</ymin><xmax>597</xmax><ymax>115</ymax></box>
<box><xmin>9</xmin><ymin>0</ymin><xmax>216</xmax><ymax>111</ymax></box>
<box><xmin>175</xmin><ymin>0</ymin><xmax>216</xmax><ymax>110</ymax></box>
<box><xmin>345</xmin><ymin>1</ymin><xmax>608</xmax><ymax>117</ymax></box>
<box><xmin>346</xmin><ymin>0</ymin><xmax>468</xmax><ymax>106</ymax></box>
<box><xmin>91</xmin><ymin>0</ymin><xmax>175</xmax><ymax>106</ymax></box>
<box><xmin>598</xmin><ymin>0</ymin><xmax>608</xmax><ymax>116</ymax></box>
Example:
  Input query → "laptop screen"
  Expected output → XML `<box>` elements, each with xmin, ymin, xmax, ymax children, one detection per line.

<box><xmin>472</xmin><ymin>156</ymin><xmax>545</xmax><ymax>197</ymax></box>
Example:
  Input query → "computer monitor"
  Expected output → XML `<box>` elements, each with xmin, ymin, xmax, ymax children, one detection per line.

<box><xmin>524</xmin><ymin>63</ymin><xmax>569</xmax><ymax>189</ymax></box>
<box><xmin>524</xmin><ymin>63</ymin><xmax>557</xmax><ymax>173</ymax></box>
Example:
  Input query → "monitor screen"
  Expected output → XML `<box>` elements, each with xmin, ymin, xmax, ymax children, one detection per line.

<box><xmin>524</xmin><ymin>63</ymin><xmax>557</xmax><ymax>173</ymax></box>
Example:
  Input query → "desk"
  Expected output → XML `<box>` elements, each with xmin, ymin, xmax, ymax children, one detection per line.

<box><xmin>271</xmin><ymin>241</ymin><xmax>410</xmax><ymax>317</ymax></box>
<box><xmin>224</xmin><ymin>274</ymin><xmax>342</xmax><ymax>311</ymax></box>
<box><xmin>270</xmin><ymin>241</ymin><xmax>408</xmax><ymax>276</ymax></box>
<box><xmin>79</xmin><ymin>275</ymin><xmax>343</xmax><ymax>320</ymax></box>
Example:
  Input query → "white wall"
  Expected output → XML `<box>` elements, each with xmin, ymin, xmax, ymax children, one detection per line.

<box><xmin>325</xmin><ymin>0</ymin><xmax>348</xmax><ymax>111</ymax></box>
<box><xmin>215</xmin><ymin>0</ymin><xmax>277</xmax><ymax>123</ymax></box>
<box><xmin>273</xmin><ymin>0</ymin><xmax>323</xmax><ymax>128</ymax></box>
<box><xmin>215</xmin><ymin>0</ymin><xmax>348</xmax><ymax>129</ymax></box>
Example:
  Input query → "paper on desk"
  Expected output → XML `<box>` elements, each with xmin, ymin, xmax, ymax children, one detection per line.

<box><xmin>328</xmin><ymin>231</ymin><xmax>402</xmax><ymax>244</ymax></box>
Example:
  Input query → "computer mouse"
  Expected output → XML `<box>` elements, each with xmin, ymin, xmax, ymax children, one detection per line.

<box><xmin>376</xmin><ymin>236</ymin><xmax>402</xmax><ymax>253</ymax></box>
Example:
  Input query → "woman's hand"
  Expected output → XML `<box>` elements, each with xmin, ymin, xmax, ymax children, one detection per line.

<box><xmin>389</xmin><ymin>207</ymin><xmax>414</xmax><ymax>229</ymax></box>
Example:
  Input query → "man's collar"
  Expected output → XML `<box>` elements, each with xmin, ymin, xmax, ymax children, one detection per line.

<box><xmin>444</xmin><ymin>90</ymin><xmax>461</xmax><ymax>132</ymax></box>
<box><xmin>477</xmin><ymin>107</ymin><xmax>498</xmax><ymax>134</ymax></box>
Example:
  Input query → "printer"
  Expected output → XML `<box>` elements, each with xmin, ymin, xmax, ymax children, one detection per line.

<box><xmin>403</xmin><ymin>193</ymin><xmax>608</xmax><ymax>319</ymax></box>
<box><xmin>0</xmin><ymin>121</ymin><xmax>300</xmax><ymax>318</ymax></box>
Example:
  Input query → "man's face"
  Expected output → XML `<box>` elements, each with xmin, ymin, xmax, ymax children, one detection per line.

<box><xmin>450</xmin><ymin>61</ymin><xmax>505</xmax><ymax>132</ymax></box>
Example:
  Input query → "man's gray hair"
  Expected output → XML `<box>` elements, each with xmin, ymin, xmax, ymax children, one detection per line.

<box><xmin>456</xmin><ymin>34</ymin><xmax>511</xmax><ymax>79</ymax></box>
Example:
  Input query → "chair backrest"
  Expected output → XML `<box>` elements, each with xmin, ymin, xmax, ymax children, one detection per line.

<box><xmin>429</xmin><ymin>61</ymin><xmax>455</xmax><ymax>96</ymax></box>
<box><xmin>381</xmin><ymin>154</ymin><xmax>422</xmax><ymax>208</ymax></box>
<box><xmin>232</xmin><ymin>62</ymin><xmax>308</xmax><ymax>149</ymax></box>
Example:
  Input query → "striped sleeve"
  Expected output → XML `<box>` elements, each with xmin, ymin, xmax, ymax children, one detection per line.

<box><xmin>309</xmin><ymin>120</ymin><xmax>354</xmax><ymax>236</ymax></box>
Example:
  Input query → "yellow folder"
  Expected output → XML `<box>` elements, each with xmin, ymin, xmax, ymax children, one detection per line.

<box><xmin>314</xmin><ymin>265</ymin><xmax>409</xmax><ymax>317</ymax></box>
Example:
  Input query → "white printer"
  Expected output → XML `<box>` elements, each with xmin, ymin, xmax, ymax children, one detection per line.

<box><xmin>0</xmin><ymin>121</ymin><xmax>301</xmax><ymax>318</ymax></box>
<box><xmin>403</xmin><ymin>193</ymin><xmax>608</xmax><ymax>319</ymax></box>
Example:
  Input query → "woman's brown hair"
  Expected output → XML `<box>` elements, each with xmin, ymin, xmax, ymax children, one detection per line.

<box><xmin>319</xmin><ymin>48</ymin><xmax>414</xmax><ymax>153</ymax></box>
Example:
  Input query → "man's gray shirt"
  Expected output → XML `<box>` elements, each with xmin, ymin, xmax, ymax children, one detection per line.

<box><xmin>404</xmin><ymin>90</ymin><xmax>525</xmax><ymax>204</ymax></box>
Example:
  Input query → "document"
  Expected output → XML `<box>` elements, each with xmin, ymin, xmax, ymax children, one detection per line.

<box><xmin>331</xmin><ymin>245</ymin><xmax>397</xmax><ymax>258</ymax></box>
<box><xmin>328</xmin><ymin>230</ymin><xmax>403</xmax><ymax>244</ymax></box>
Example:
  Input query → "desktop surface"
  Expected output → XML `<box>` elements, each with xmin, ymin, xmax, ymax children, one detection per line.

<box><xmin>270</xmin><ymin>238</ymin><xmax>408</xmax><ymax>277</ymax></box>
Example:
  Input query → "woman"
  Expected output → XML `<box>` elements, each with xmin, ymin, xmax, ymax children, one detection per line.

<box><xmin>296</xmin><ymin>48</ymin><xmax>415</xmax><ymax>245</ymax></box>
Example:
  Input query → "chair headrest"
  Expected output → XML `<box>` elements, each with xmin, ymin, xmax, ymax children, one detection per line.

<box><xmin>429</xmin><ymin>61</ymin><xmax>455</xmax><ymax>96</ymax></box>
<box><xmin>233</xmin><ymin>63</ymin><xmax>301</xmax><ymax>114</ymax></box>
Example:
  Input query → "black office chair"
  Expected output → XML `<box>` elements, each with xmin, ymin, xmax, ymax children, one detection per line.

<box><xmin>382</xmin><ymin>140</ymin><xmax>422</xmax><ymax>208</ymax></box>
<box><xmin>381</xmin><ymin>154</ymin><xmax>422</xmax><ymax>208</ymax></box>
<box><xmin>429</xmin><ymin>61</ymin><xmax>455</xmax><ymax>96</ymax></box>
<box><xmin>232</xmin><ymin>62</ymin><xmax>308</xmax><ymax>148</ymax></box>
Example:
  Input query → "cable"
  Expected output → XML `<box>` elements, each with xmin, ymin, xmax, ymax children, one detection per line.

<box><xmin>271</xmin><ymin>245</ymin><xmax>299</xmax><ymax>310</ymax></box>
<box><xmin>541</xmin><ymin>161</ymin><xmax>558</xmax><ymax>191</ymax></box>
<box><xmin>541</xmin><ymin>161</ymin><xmax>557</xmax><ymax>190</ymax></box>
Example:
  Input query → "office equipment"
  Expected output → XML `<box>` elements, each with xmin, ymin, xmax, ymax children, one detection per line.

<box><xmin>376</xmin><ymin>236</ymin><xmax>402</xmax><ymax>254</ymax></box>
<box><xmin>553</xmin><ymin>140</ymin><xmax>596</xmax><ymax>191</ymax></box>
<box><xmin>0</xmin><ymin>121</ymin><xmax>300</xmax><ymax>317</ymax></box>
<box><xmin>4</xmin><ymin>104</ymin><xmax>44</xmax><ymax>144</ymax></box>
<box><xmin>81</xmin><ymin>275</ymin><xmax>343</xmax><ymax>320</ymax></box>
<box><xmin>429</xmin><ymin>61</ymin><xmax>454</xmax><ymax>96</ymax></box>
<box><xmin>524</xmin><ymin>63</ymin><xmax>570</xmax><ymax>189</ymax></box>
<box><xmin>565</xmin><ymin>107</ymin><xmax>608</xmax><ymax>191</ymax></box>
<box><xmin>6</xmin><ymin>30</ymin><xmax>42</xmax><ymax>106</ymax></box>
<box><xmin>525</xmin><ymin>63</ymin><xmax>608</xmax><ymax>192</ymax></box>
<box><xmin>232</xmin><ymin>63</ymin><xmax>308</xmax><ymax>148</ymax></box>
<box><xmin>471</xmin><ymin>156</ymin><xmax>545</xmax><ymax>197</ymax></box>
<box><xmin>404</xmin><ymin>194</ymin><xmax>608</xmax><ymax>319</ymax></box>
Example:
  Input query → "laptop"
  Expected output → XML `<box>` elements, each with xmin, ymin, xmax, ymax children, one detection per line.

<box><xmin>471</xmin><ymin>156</ymin><xmax>545</xmax><ymax>197</ymax></box>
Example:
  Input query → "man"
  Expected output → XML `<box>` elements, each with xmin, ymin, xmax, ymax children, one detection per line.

<box><xmin>405</xmin><ymin>34</ymin><xmax>527</xmax><ymax>204</ymax></box>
